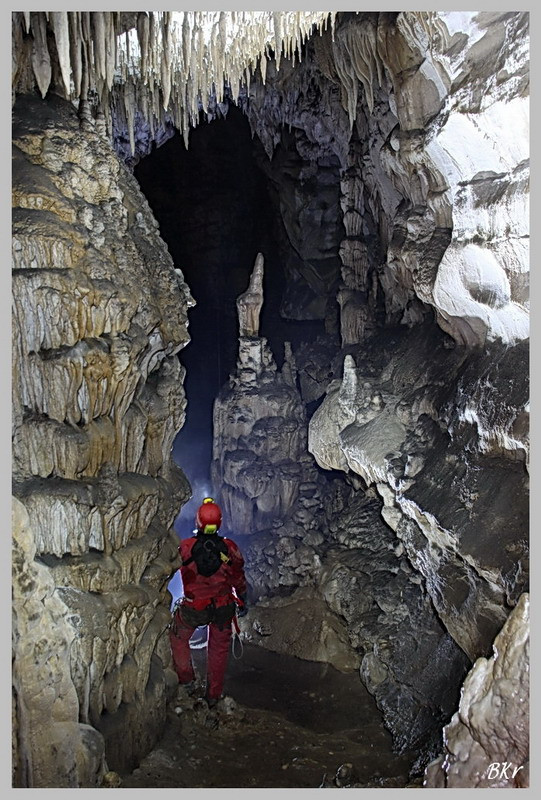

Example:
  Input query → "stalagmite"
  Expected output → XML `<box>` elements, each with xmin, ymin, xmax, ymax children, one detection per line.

<box><xmin>236</xmin><ymin>253</ymin><xmax>265</xmax><ymax>338</ymax></box>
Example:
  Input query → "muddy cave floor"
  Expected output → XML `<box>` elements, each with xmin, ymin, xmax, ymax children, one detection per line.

<box><xmin>119</xmin><ymin>640</ymin><xmax>423</xmax><ymax>789</ymax></box>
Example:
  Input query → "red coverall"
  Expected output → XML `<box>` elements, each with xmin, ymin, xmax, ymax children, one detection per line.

<box><xmin>169</xmin><ymin>534</ymin><xmax>247</xmax><ymax>701</ymax></box>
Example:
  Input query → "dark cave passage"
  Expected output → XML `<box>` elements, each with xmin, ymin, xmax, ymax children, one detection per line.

<box><xmin>134</xmin><ymin>104</ymin><xmax>329</xmax><ymax>535</ymax></box>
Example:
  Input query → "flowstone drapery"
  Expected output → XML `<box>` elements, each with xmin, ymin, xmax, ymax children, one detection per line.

<box><xmin>12</xmin><ymin>93</ymin><xmax>192</xmax><ymax>785</ymax></box>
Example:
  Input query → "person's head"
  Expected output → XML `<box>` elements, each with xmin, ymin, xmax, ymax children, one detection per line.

<box><xmin>195</xmin><ymin>497</ymin><xmax>222</xmax><ymax>534</ymax></box>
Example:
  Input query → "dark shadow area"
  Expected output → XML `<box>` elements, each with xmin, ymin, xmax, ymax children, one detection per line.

<box><xmin>134</xmin><ymin>105</ymin><xmax>326</xmax><ymax>536</ymax></box>
<box><xmin>135</xmin><ymin>106</ymin><xmax>274</xmax><ymax>534</ymax></box>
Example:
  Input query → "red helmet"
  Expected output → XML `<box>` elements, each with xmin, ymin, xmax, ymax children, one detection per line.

<box><xmin>196</xmin><ymin>497</ymin><xmax>222</xmax><ymax>533</ymax></box>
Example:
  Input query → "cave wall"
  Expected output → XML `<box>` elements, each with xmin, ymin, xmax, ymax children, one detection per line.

<box><xmin>209</xmin><ymin>8</ymin><xmax>529</xmax><ymax>774</ymax></box>
<box><xmin>309</xmin><ymin>326</ymin><xmax>529</xmax><ymax>662</ymax></box>
<box><xmin>424</xmin><ymin>592</ymin><xmax>529</xmax><ymax>788</ymax></box>
<box><xmin>11</xmin><ymin>9</ymin><xmax>529</xmax><ymax>789</ymax></box>
<box><xmin>234</xmin><ymin>10</ymin><xmax>529</xmax><ymax>660</ymax></box>
<box><xmin>12</xmin><ymin>93</ymin><xmax>192</xmax><ymax>785</ymax></box>
<box><xmin>246</xmin><ymin>12</ymin><xmax>529</xmax><ymax>349</ymax></box>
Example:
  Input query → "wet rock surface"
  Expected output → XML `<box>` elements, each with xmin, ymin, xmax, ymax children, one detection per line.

<box><xmin>119</xmin><ymin>643</ymin><xmax>420</xmax><ymax>789</ymax></box>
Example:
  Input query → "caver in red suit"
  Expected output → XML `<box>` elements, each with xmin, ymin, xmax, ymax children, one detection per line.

<box><xmin>169</xmin><ymin>498</ymin><xmax>247</xmax><ymax>706</ymax></box>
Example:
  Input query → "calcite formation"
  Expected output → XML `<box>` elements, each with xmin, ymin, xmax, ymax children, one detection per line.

<box><xmin>424</xmin><ymin>593</ymin><xmax>529</xmax><ymax>788</ymax></box>
<box><xmin>12</xmin><ymin>497</ymin><xmax>107</xmax><ymax>788</ymax></box>
<box><xmin>213</xmin><ymin>306</ymin><xmax>470</xmax><ymax>756</ymax></box>
<box><xmin>309</xmin><ymin>324</ymin><xmax>528</xmax><ymax>662</ymax></box>
<box><xmin>246</xmin><ymin>12</ymin><xmax>529</xmax><ymax>349</ymax></box>
<box><xmin>211</xmin><ymin>333</ymin><xmax>308</xmax><ymax>536</ymax></box>
<box><xmin>12</xmin><ymin>7</ymin><xmax>529</xmax><ymax>790</ymax></box>
<box><xmin>12</xmin><ymin>11</ymin><xmax>336</xmax><ymax>152</ymax></box>
<box><xmin>12</xmin><ymin>93</ymin><xmax>192</xmax><ymax>785</ymax></box>
<box><xmin>236</xmin><ymin>252</ymin><xmax>265</xmax><ymax>337</ymax></box>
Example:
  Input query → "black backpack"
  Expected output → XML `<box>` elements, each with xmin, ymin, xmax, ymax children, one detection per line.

<box><xmin>183</xmin><ymin>534</ymin><xmax>230</xmax><ymax>577</ymax></box>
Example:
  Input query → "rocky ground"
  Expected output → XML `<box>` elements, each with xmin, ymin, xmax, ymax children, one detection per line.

<box><xmin>118</xmin><ymin>642</ymin><xmax>422</xmax><ymax>789</ymax></box>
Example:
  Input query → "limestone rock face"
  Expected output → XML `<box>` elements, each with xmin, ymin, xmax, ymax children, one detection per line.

<box><xmin>246</xmin><ymin>12</ymin><xmax>529</xmax><ymax>347</ymax></box>
<box><xmin>12</xmin><ymin>497</ymin><xmax>107</xmax><ymax>788</ymax></box>
<box><xmin>213</xmin><ymin>330</ymin><xmax>470</xmax><ymax>759</ymax></box>
<box><xmin>250</xmin><ymin>124</ymin><xmax>344</xmax><ymax>323</ymax></box>
<box><xmin>309</xmin><ymin>323</ymin><xmax>529</xmax><ymax>663</ymax></box>
<box><xmin>316</xmin><ymin>487</ymin><xmax>470</xmax><ymax>757</ymax></box>
<box><xmin>240</xmin><ymin>586</ymin><xmax>360</xmax><ymax>674</ymax></box>
<box><xmin>12</xmin><ymin>93</ymin><xmax>192</xmax><ymax>785</ymax></box>
<box><xmin>424</xmin><ymin>593</ymin><xmax>529</xmax><ymax>788</ymax></box>
<box><xmin>211</xmin><ymin>336</ymin><xmax>310</xmax><ymax>536</ymax></box>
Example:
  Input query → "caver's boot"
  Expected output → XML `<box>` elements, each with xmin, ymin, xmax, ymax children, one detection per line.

<box><xmin>176</xmin><ymin>680</ymin><xmax>197</xmax><ymax>700</ymax></box>
<box><xmin>205</xmin><ymin>695</ymin><xmax>220</xmax><ymax>709</ymax></box>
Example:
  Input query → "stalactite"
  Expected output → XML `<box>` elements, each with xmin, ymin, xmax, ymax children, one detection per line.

<box><xmin>124</xmin><ymin>78</ymin><xmax>136</xmax><ymax>156</ymax></box>
<box><xmin>51</xmin><ymin>12</ymin><xmax>71</xmax><ymax>98</ymax></box>
<box><xmin>15</xmin><ymin>10</ymin><xmax>339</xmax><ymax>152</ymax></box>
<box><xmin>210</xmin><ymin>22</ymin><xmax>218</xmax><ymax>101</ymax></box>
<box><xmin>182</xmin><ymin>13</ymin><xmax>190</xmax><ymax>78</ymax></box>
<box><xmin>136</xmin><ymin>13</ymin><xmax>149</xmax><ymax>80</ymax></box>
<box><xmin>181</xmin><ymin>106</ymin><xmax>189</xmax><ymax>150</ymax></box>
<box><xmin>201</xmin><ymin>58</ymin><xmax>209</xmax><ymax>114</ymax></box>
<box><xmin>190</xmin><ymin>39</ymin><xmax>198</xmax><ymax>119</ymax></box>
<box><xmin>215</xmin><ymin>19</ymin><xmax>225</xmax><ymax>104</ymax></box>
<box><xmin>105</xmin><ymin>13</ymin><xmax>116</xmax><ymax>92</ymax></box>
<box><xmin>92</xmin><ymin>12</ymin><xmax>106</xmax><ymax>83</ymax></box>
<box><xmin>219</xmin><ymin>11</ymin><xmax>227</xmax><ymax>52</ymax></box>
<box><xmin>80</xmin><ymin>13</ymin><xmax>93</xmax><ymax>93</ymax></box>
<box><xmin>273</xmin><ymin>11</ymin><xmax>282</xmax><ymax>71</ymax></box>
<box><xmin>197</xmin><ymin>23</ymin><xmax>204</xmax><ymax>83</ymax></box>
<box><xmin>160</xmin><ymin>55</ymin><xmax>171</xmax><ymax>112</ymax></box>
<box><xmin>30</xmin><ymin>12</ymin><xmax>52</xmax><ymax>99</ymax></box>
<box><xmin>148</xmin><ymin>12</ymin><xmax>156</xmax><ymax>78</ymax></box>
<box><xmin>69</xmin><ymin>12</ymin><xmax>82</xmax><ymax>99</ymax></box>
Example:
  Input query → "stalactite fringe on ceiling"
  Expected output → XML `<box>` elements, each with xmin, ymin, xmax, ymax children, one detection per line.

<box><xmin>12</xmin><ymin>10</ymin><xmax>337</xmax><ymax>152</ymax></box>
